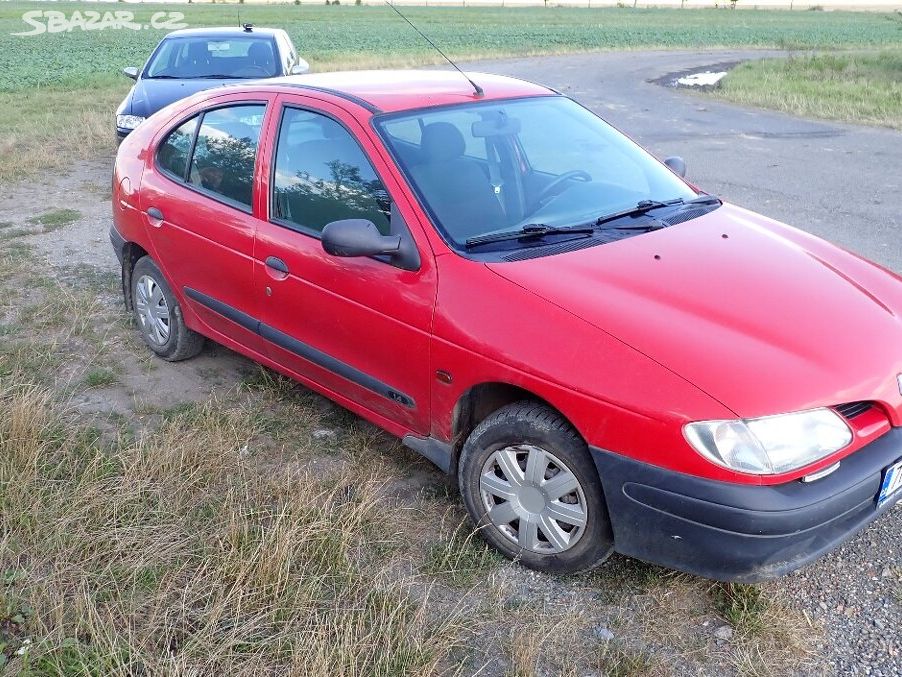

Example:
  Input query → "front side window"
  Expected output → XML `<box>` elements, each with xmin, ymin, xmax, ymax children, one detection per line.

<box><xmin>186</xmin><ymin>105</ymin><xmax>265</xmax><ymax>208</ymax></box>
<box><xmin>272</xmin><ymin>108</ymin><xmax>390</xmax><ymax>235</ymax></box>
<box><xmin>376</xmin><ymin>96</ymin><xmax>700</xmax><ymax>249</ymax></box>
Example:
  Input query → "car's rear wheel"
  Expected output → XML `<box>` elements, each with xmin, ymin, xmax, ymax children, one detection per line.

<box><xmin>458</xmin><ymin>401</ymin><xmax>614</xmax><ymax>574</ymax></box>
<box><xmin>131</xmin><ymin>256</ymin><xmax>204</xmax><ymax>361</ymax></box>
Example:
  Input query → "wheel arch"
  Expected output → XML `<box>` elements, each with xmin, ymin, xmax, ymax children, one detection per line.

<box><xmin>449</xmin><ymin>381</ymin><xmax>583</xmax><ymax>475</ymax></box>
<box><xmin>120</xmin><ymin>242</ymin><xmax>150</xmax><ymax>312</ymax></box>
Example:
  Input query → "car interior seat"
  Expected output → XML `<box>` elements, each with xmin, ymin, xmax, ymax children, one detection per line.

<box><xmin>408</xmin><ymin>122</ymin><xmax>506</xmax><ymax>241</ymax></box>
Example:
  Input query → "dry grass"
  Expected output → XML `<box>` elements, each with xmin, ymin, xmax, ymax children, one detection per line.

<box><xmin>0</xmin><ymin>383</ymin><xmax>464</xmax><ymax>674</ymax></box>
<box><xmin>0</xmin><ymin>83</ymin><xmax>124</xmax><ymax>185</ymax></box>
<box><xmin>711</xmin><ymin>582</ymin><xmax>819</xmax><ymax>677</ymax></box>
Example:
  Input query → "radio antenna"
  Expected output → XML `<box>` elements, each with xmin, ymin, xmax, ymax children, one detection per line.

<box><xmin>384</xmin><ymin>1</ymin><xmax>483</xmax><ymax>98</ymax></box>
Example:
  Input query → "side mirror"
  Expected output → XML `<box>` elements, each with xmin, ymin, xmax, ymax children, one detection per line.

<box><xmin>322</xmin><ymin>219</ymin><xmax>401</xmax><ymax>258</ymax></box>
<box><xmin>289</xmin><ymin>59</ymin><xmax>310</xmax><ymax>75</ymax></box>
<box><xmin>122</xmin><ymin>67</ymin><xmax>139</xmax><ymax>80</ymax></box>
<box><xmin>664</xmin><ymin>156</ymin><xmax>687</xmax><ymax>178</ymax></box>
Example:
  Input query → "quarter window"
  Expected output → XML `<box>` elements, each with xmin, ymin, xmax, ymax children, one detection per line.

<box><xmin>186</xmin><ymin>104</ymin><xmax>266</xmax><ymax>208</ymax></box>
<box><xmin>157</xmin><ymin>116</ymin><xmax>198</xmax><ymax>180</ymax></box>
<box><xmin>272</xmin><ymin>108</ymin><xmax>390</xmax><ymax>235</ymax></box>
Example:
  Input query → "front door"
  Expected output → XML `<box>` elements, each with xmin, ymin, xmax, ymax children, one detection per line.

<box><xmin>253</xmin><ymin>97</ymin><xmax>436</xmax><ymax>434</ymax></box>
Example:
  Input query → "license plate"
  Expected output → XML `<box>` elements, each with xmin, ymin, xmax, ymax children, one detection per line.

<box><xmin>877</xmin><ymin>459</ymin><xmax>902</xmax><ymax>509</ymax></box>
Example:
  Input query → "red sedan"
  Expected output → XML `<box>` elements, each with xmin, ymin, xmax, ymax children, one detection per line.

<box><xmin>111</xmin><ymin>70</ymin><xmax>902</xmax><ymax>580</ymax></box>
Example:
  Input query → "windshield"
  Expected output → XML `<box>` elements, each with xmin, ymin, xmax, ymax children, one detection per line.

<box><xmin>145</xmin><ymin>36</ymin><xmax>278</xmax><ymax>79</ymax></box>
<box><xmin>376</xmin><ymin>96</ymin><xmax>698</xmax><ymax>249</ymax></box>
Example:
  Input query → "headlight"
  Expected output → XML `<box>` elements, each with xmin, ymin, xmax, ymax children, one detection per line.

<box><xmin>684</xmin><ymin>408</ymin><xmax>852</xmax><ymax>475</ymax></box>
<box><xmin>116</xmin><ymin>115</ymin><xmax>145</xmax><ymax>131</ymax></box>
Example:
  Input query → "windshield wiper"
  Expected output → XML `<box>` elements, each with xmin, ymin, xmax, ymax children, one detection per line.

<box><xmin>146</xmin><ymin>74</ymin><xmax>182</xmax><ymax>79</ymax></box>
<box><xmin>465</xmin><ymin>223</ymin><xmax>595</xmax><ymax>249</ymax></box>
<box><xmin>595</xmin><ymin>194</ymin><xmax>722</xmax><ymax>229</ymax></box>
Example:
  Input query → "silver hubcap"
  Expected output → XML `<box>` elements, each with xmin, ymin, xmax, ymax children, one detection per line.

<box><xmin>480</xmin><ymin>444</ymin><xmax>588</xmax><ymax>554</ymax></box>
<box><xmin>134</xmin><ymin>274</ymin><xmax>171</xmax><ymax>346</ymax></box>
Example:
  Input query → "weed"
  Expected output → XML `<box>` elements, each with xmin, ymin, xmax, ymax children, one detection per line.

<box><xmin>83</xmin><ymin>368</ymin><xmax>118</xmax><ymax>389</ymax></box>
<box><xmin>711</xmin><ymin>582</ymin><xmax>767</xmax><ymax>636</ymax></box>
<box><xmin>27</xmin><ymin>208</ymin><xmax>81</xmax><ymax>232</ymax></box>
<box><xmin>422</xmin><ymin>518</ymin><xmax>501</xmax><ymax>586</ymax></box>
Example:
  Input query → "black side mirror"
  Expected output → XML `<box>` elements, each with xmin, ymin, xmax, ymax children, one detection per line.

<box><xmin>122</xmin><ymin>67</ymin><xmax>139</xmax><ymax>80</ymax></box>
<box><xmin>664</xmin><ymin>156</ymin><xmax>687</xmax><ymax>178</ymax></box>
<box><xmin>322</xmin><ymin>219</ymin><xmax>401</xmax><ymax>258</ymax></box>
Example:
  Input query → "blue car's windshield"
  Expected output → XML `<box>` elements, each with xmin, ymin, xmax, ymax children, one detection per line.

<box><xmin>145</xmin><ymin>36</ymin><xmax>278</xmax><ymax>79</ymax></box>
<box><xmin>376</xmin><ymin>96</ymin><xmax>699</xmax><ymax>248</ymax></box>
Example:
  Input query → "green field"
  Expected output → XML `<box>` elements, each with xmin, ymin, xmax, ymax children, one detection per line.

<box><xmin>0</xmin><ymin>1</ymin><xmax>900</xmax><ymax>181</ymax></box>
<box><xmin>716</xmin><ymin>50</ymin><xmax>902</xmax><ymax>129</ymax></box>
<box><xmin>1</xmin><ymin>3</ymin><xmax>900</xmax><ymax>92</ymax></box>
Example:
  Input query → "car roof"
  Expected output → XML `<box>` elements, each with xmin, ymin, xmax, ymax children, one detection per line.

<box><xmin>258</xmin><ymin>70</ymin><xmax>557</xmax><ymax>114</ymax></box>
<box><xmin>164</xmin><ymin>26</ymin><xmax>282</xmax><ymax>39</ymax></box>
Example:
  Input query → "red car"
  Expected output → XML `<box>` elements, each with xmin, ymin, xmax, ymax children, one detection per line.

<box><xmin>111</xmin><ymin>70</ymin><xmax>902</xmax><ymax>581</ymax></box>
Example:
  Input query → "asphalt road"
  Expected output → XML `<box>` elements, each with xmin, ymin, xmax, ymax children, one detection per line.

<box><xmin>465</xmin><ymin>49</ymin><xmax>902</xmax><ymax>273</ymax></box>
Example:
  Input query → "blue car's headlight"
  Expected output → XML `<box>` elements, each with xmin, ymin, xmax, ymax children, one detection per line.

<box><xmin>116</xmin><ymin>115</ymin><xmax>146</xmax><ymax>131</ymax></box>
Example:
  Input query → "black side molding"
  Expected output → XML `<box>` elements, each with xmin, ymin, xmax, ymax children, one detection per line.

<box><xmin>258</xmin><ymin>324</ymin><xmax>415</xmax><ymax>408</ymax></box>
<box><xmin>184</xmin><ymin>287</ymin><xmax>260</xmax><ymax>335</ymax></box>
<box><xmin>183</xmin><ymin>287</ymin><xmax>415</xmax><ymax>409</ymax></box>
<box><xmin>402</xmin><ymin>435</ymin><xmax>453</xmax><ymax>474</ymax></box>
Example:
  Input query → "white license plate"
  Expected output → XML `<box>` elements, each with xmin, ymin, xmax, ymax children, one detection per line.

<box><xmin>877</xmin><ymin>459</ymin><xmax>902</xmax><ymax>509</ymax></box>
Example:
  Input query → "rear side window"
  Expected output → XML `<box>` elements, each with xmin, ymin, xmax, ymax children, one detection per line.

<box><xmin>157</xmin><ymin>104</ymin><xmax>265</xmax><ymax>210</ymax></box>
<box><xmin>271</xmin><ymin>108</ymin><xmax>390</xmax><ymax>235</ymax></box>
<box><xmin>157</xmin><ymin>116</ymin><xmax>198</xmax><ymax>180</ymax></box>
<box><xmin>188</xmin><ymin>105</ymin><xmax>265</xmax><ymax>208</ymax></box>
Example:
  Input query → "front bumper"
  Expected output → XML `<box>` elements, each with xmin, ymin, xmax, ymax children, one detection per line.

<box><xmin>592</xmin><ymin>427</ymin><xmax>902</xmax><ymax>582</ymax></box>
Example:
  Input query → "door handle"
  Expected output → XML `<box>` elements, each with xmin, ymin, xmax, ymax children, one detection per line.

<box><xmin>264</xmin><ymin>256</ymin><xmax>289</xmax><ymax>275</ymax></box>
<box><xmin>146</xmin><ymin>206</ymin><xmax>164</xmax><ymax>227</ymax></box>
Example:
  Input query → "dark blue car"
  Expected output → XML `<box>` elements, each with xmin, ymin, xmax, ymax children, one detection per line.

<box><xmin>116</xmin><ymin>25</ymin><xmax>307</xmax><ymax>139</ymax></box>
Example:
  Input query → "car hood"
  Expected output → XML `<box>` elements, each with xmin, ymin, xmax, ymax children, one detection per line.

<box><xmin>486</xmin><ymin>203</ymin><xmax>902</xmax><ymax>419</ymax></box>
<box><xmin>125</xmin><ymin>78</ymin><xmax>242</xmax><ymax>117</ymax></box>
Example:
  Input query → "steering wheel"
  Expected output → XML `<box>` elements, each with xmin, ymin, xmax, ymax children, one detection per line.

<box><xmin>533</xmin><ymin>170</ymin><xmax>592</xmax><ymax>208</ymax></box>
<box><xmin>234</xmin><ymin>65</ymin><xmax>270</xmax><ymax>77</ymax></box>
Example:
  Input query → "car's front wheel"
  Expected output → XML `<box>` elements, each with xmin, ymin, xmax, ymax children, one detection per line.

<box><xmin>458</xmin><ymin>401</ymin><xmax>614</xmax><ymax>574</ymax></box>
<box><xmin>130</xmin><ymin>256</ymin><xmax>204</xmax><ymax>361</ymax></box>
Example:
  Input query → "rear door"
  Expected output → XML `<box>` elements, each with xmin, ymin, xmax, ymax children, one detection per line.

<box><xmin>253</xmin><ymin>94</ymin><xmax>437</xmax><ymax>434</ymax></box>
<box><xmin>139</xmin><ymin>95</ymin><xmax>273</xmax><ymax>355</ymax></box>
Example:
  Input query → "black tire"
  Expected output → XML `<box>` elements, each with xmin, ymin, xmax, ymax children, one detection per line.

<box><xmin>130</xmin><ymin>256</ymin><xmax>204</xmax><ymax>361</ymax></box>
<box><xmin>458</xmin><ymin>401</ymin><xmax>614</xmax><ymax>575</ymax></box>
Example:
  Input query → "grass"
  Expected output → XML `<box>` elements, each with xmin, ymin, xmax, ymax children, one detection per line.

<box><xmin>711</xmin><ymin>582</ymin><xmax>769</xmax><ymax>637</ymax></box>
<box><xmin>0</xmin><ymin>1</ymin><xmax>900</xmax><ymax>181</ymax></box>
<box><xmin>421</xmin><ymin>518</ymin><xmax>502</xmax><ymax>587</ymax></box>
<box><xmin>0</xmin><ymin>384</ymin><xmax>462</xmax><ymax>674</ymax></box>
<box><xmin>710</xmin><ymin>582</ymin><xmax>818</xmax><ymax>675</ymax></box>
<box><xmin>83</xmin><ymin>368</ymin><xmax>118</xmax><ymax>389</ymax></box>
<box><xmin>715</xmin><ymin>50</ymin><xmax>902</xmax><ymax>129</ymax></box>
<box><xmin>27</xmin><ymin>208</ymin><xmax>81</xmax><ymax>232</ymax></box>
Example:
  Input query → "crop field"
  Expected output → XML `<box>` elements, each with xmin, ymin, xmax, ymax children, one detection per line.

<box><xmin>0</xmin><ymin>3</ymin><xmax>899</xmax><ymax>91</ymax></box>
<box><xmin>0</xmin><ymin>1</ymin><xmax>900</xmax><ymax>181</ymax></box>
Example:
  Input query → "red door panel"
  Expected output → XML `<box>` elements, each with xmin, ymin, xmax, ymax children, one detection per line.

<box><xmin>253</xmin><ymin>95</ymin><xmax>437</xmax><ymax>434</ymax></box>
<box><xmin>138</xmin><ymin>96</ymin><xmax>275</xmax><ymax>355</ymax></box>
